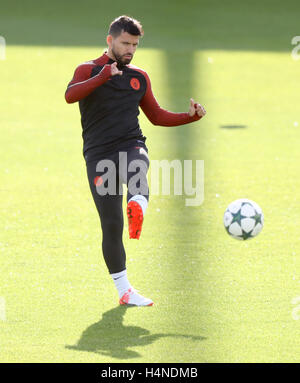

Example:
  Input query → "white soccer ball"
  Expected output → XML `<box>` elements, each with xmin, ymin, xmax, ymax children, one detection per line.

<box><xmin>223</xmin><ymin>199</ymin><xmax>264</xmax><ymax>240</ymax></box>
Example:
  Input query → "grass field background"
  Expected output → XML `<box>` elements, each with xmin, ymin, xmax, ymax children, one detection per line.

<box><xmin>0</xmin><ymin>0</ymin><xmax>300</xmax><ymax>362</ymax></box>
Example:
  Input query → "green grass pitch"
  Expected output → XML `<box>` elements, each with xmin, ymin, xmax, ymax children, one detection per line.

<box><xmin>0</xmin><ymin>0</ymin><xmax>299</xmax><ymax>362</ymax></box>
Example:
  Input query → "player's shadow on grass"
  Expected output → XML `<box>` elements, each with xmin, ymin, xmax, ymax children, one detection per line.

<box><xmin>66</xmin><ymin>305</ymin><xmax>206</xmax><ymax>359</ymax></box>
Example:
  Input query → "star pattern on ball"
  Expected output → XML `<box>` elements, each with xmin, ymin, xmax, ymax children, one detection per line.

<box><xmin>253</xmin><ymin>212</ymin><xmax>262</xmax><ymax>225</ymax></box>
<box><xmin>240</xmin><ymin>230</ymin><xmax>253</xmax><ymax>240</ymax></box>
<box><xmin>230</xmin><ymin>209</ymin><xmax>247</xmax><ymax>224</ymax></box>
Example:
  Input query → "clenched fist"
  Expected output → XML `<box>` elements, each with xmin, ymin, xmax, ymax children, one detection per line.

<box><xmin>188</xmin><ymin>98</ymin><xmax>206</xmax><ymax>118</ymax></box>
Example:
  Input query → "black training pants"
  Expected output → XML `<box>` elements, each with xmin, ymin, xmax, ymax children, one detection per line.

<box><xmin>85</xmin><ymin>144</ymin><xmax>149</xmax><ymax>274</ymax></box>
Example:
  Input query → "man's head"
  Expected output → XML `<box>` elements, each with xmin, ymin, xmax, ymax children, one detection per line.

<box><xmin>106</xmin><ymin>15</ymin><xmax>143</xmax><ymax>66</ymax></box>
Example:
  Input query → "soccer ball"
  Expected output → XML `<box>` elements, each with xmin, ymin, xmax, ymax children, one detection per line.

<box><xmin>223</xmin><ymin>199</ymin><xmax>264</xmax><ymax>240</ymax></box>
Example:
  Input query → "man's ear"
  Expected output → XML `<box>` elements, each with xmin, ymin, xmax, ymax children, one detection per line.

<box><xmin>106</xmin><ymin>35</ymin><xmax>113</xmax><ymax>48</ymax></box>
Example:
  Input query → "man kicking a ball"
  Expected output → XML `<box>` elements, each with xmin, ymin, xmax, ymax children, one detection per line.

<box><xmin>65</xmin><ymin>15</ymin><xmax>206</xmax><ymax>306</ymax></box>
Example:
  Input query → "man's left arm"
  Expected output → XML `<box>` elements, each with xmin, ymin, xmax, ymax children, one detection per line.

<box><xmin>139</xmin><ymin>71</ymin><xmax>206</xmax><ymax>126</ymax></box>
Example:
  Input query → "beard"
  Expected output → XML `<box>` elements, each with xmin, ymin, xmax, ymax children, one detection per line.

<box><xmin>112</xmin><ymin>47</ymin><xmax>133</xmax><ymax>67</ymax></box>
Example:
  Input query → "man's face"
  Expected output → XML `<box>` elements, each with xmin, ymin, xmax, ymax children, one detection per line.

<box><xmin>108</xmin><ymin>31</ymin><xmax>139</xmax><ymax>66</ymax></box>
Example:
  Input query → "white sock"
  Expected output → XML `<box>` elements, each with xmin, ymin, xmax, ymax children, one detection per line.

<box><xmin>111</xmin><ymin>269</ymin><xmax>132</xmax><ymax>298</ymax></box>
<box><xmin>128</xmin><ymin>195</ymin><xmax>148</xmax><ymax>216</ymax></box>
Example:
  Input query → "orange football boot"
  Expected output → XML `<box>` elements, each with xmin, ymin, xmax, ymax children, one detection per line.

<box><xmin>127</xmin><ymin>201</ymin><xmax>143</xmax><ymax>239</ymax></box>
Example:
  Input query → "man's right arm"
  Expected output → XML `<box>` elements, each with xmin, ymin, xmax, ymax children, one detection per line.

<box><xmin>65</xmin><ymin>63</ymin><xmax>112</xmax><ymax>104</ymax></box>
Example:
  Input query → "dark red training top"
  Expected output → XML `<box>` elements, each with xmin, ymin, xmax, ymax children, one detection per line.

<box><xmin>65</xmin><ymin>52</ymin><xmax>201</xmax><ymax>161</ymax></box>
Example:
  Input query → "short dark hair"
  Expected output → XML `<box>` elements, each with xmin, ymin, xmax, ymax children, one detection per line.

<box><xmin>108</xmin><ymin>15</ymin><xmax>143</xmax><ymax>38</ymax></box>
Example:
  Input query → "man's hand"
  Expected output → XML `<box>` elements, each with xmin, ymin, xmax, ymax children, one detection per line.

<box><xmin>110</xmin><ymin>62</ymin><xmax>123</xmax><ymax>76</ymax></box>
<box><xmin>189</xmin><ymin>98</ymin><xmax>206</xmax><ymax>118</ymax></box>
